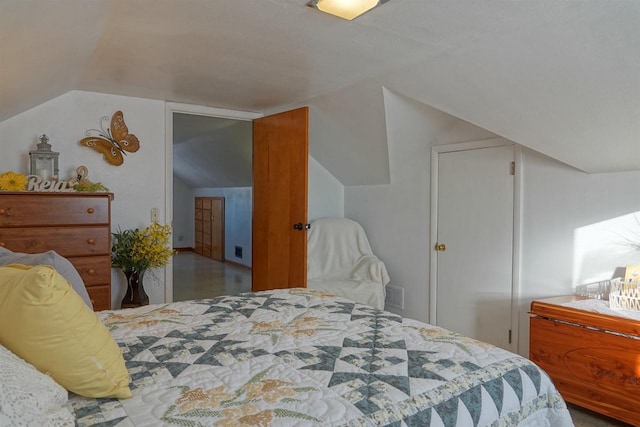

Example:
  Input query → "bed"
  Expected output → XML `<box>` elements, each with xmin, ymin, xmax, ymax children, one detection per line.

<box><xmin>19</xmin><ymin>287</ymin><xmax>569</xmax><ymax>427</ymax></box>
<box><xmin>0</xmin><ymin>261</ymin><xmax>572</xmax><ymax>426</ymax></box>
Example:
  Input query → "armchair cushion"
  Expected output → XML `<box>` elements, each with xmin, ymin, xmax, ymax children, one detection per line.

<box><xmin>307</xmin><ymin>217</ymin><xmax>390</xmax><ymax>309</ymax></box>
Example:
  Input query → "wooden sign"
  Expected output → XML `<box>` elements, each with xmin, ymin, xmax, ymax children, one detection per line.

<box><xmin>27</xmin><ymin>175</ymin><xmax>77</xmax><ymax>192</ymax></box>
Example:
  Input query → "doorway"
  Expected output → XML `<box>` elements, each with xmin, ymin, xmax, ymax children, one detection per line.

<box><xmin>165</xmin><ymin>103</ymin><xmax>261</xmax><ymax>303</ymax></box>
<box><xmin>429</xmin><ymin>138</ymin><xmax>521</xmax><ymax>352</ymax></box>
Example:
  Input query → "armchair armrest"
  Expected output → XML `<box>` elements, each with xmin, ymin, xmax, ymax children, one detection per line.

<box><xmin>349</xmin><ymin>254</ymin><xmax>390</xmax><ymax>285</ymax></box>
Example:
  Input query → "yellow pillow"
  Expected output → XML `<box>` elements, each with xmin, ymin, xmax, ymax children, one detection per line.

<box><xmin>0</xmin><ymin>264</ymin><xmax>131</xmax><ymax>399</ymax></box>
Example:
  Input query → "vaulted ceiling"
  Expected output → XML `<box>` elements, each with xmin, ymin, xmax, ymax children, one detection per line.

<box><xmin>1</xmin><ymin>0</ymin><xmax>639</xmax><ymax>184</ymax></box>
<box><xmin>173</xmin><ymin>114</ymin><xmax>252</xmax><ymax>188</ymax></box>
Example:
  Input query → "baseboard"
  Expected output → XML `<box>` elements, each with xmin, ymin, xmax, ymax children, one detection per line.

<box><xmin>225</xmin><ymin>259</ymin><xmax>252</xmax><ymax>270</ymax></box>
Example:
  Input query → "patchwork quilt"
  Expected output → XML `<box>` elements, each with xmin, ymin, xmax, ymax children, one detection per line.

<box><xmin>66</xmin><ymin>289</ymin><xmax>573</xmax><ymax>426</ymax></box>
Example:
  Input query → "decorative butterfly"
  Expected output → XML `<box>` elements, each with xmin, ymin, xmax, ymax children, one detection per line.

<box><xmin>80</xmin><ymin>110</ymin><xmax>140</xmax><ymax>166</ymax></box>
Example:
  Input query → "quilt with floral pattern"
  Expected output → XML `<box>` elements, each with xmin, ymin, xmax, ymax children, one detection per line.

<box><xmin>66</xmin><ymin>289</ymin><xmax>573</xmax><ymax>426</ymax></box>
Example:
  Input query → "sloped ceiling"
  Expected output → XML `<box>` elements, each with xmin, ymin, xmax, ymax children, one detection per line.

<box><xmin>173</xmin><ymin>114</ymin><xmax>252</xmax><ymax>188</ymax></box>
<box><xmin>1</xmin><ymin>0</ymin><xmax>639</xmax><ymax>184</ymax></box>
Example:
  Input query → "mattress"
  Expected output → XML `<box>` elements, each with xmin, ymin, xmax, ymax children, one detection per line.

<box><xmin>66</xmin><ymin>288</ymin><xmax>572</xmax><ymax>426</ymax></box>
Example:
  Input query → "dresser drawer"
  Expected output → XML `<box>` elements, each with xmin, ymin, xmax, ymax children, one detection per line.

<box><xmin>67</xmin><ymin>255</ymin><xmax>111</xmax><ymax>286</ymax></box>
<box><xmin>0</xmin><ymin>194</ymin><xmax>109</xmax><ymax>226</ymax></box>
<box><xmin>87</xmin><ymin>285</ymin><xmax>111</xmax><ymax>311</ymax></box>
<box><xmin>0</xmin><ymin>226</ymin><xmax>110</xmax><ymax>257</ymax></box>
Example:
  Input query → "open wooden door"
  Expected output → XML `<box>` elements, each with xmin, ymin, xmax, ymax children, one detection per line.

<box><xmin>252</xmin><ymin>107</ymin><xmax>309</xmax><ymax>291</ymax></box>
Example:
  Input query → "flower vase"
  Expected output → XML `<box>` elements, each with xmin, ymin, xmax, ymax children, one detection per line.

<box><xmin>121</xmin><ymin>269</ymin><xmax>149</xmax><ymax>309</ymax></box>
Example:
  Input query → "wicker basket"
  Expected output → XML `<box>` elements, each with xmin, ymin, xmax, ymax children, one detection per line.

<box><xmin>609</xmin><ymin>279</ymin><xmax>640</xmax><ymax>311</ymax></box>
<box><xmin>575</xmin><ymin>279</ymin><xmax>617</xmax><ymax>300</ymax></box>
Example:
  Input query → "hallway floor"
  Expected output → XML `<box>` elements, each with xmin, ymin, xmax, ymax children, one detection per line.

<box><xmin>173</xmin><ymin>251</ymin><xmax>251</xmax><ymax>301</ymax></box>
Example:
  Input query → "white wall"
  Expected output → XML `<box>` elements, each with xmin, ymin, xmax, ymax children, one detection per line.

<box><xmin>0</xmin><ymin>90</ymin><xmax>166</xmax><ymax>308</ymax></box>
<box><xmin>344</xmin><ymin>88</ymin><xmax>640</xmax><ymax>357</ymax></box>
<box><xmin>345</xmin><ymin>88</ymin><xmax>497</xmax><ymax>323</ymax></box>
<box><xmin>193</xmin><ymin>187</ymin><xmax>253</xmax><ymax>268</ymax></box>
<box><xmin>308</xmin><ymin>155</ymin><xmax>344</xmax><ymax>221</ymax></box>
<box><xmin>519</xmin><ymin>149</ymin><xmax>640</xmax><ymax>355</ymax></box>
<box><xmin>6</xmin><ymin>88</ymin><xmax>637</xmax><ymax>360</ymax></box>
<box><xmin>0</xmin><ymin>91</ymin><xmax>347</xmax><ymax>308</ymax></box>
<box><xmin>172</xmin><ymin>175</ymin><xmax>194</xmax><ymax>248</ymax></box>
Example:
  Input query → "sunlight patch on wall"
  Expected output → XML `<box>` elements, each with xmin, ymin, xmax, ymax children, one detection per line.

<box><xmin>573</xmin><ymin>212</ymin><xmax>640</xmax><ymax>287</ymax></box>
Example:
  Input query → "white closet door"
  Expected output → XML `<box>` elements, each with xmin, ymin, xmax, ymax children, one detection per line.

<box><xmin>435</xmin><ymin>144</ymin><xmax>515</xmax><ymax>350</ymax></box>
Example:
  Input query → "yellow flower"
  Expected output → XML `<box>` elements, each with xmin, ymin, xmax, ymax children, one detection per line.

<box><xmin>0</xmin><ymin>171</ymin><xmax>27</xmax><ymax>191</ymax></box>
<box><xmin>219</xmin><ymin>404</ymin><xmax>273</xmax><ymax>427</ymax></box>
<box><xmin>252</xmin><ymin>321</ymin><xmax>282</xmax><ymax>332</ymax></box>
<box><xmin>175</xmin><ymin>385</ymin><xmax>234</xmax><ymax>412</ymax></box>
<box><xmin>244</xmin><ymin>379</ymin><xmax>295</xmax><ymax>403</ymax></box>
<box><xmin>132</xmin><ymin>222</ymin><xmax>174</xmax><ymax>269</ymax></box>
<box><xmin>112</xmin><ymin>222</ymin><xmax>174</xmax><ymax>271</ymax></box>
<box><xmin>131</xmin><ymin>319</ymin><xmax>159</xmax><ymax>329</ymax></box>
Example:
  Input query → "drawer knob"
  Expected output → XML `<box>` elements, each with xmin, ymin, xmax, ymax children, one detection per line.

<box><xmin>0</xmin><ymin>242</ymin><xmax>4</xmax><ymax>247</ymax></box>
<box><xmin>0</xmin><ymin>208</ymin><xmax>5</xmax><ymax>215</ymax></box>
<box><xmin>87</xmin><ymin>238</ymin><xmax>95</xmax><ymax>245</ymax></box>
<box><xmin>87</xmin><ymin>268</ymin><xmax>95</xmax><ymax>275</ymax></box>
<box><xmin>90</xmin><ymin>299</ymin><xmax>95</xmax><ymax>305</ymax></box>
<box><xmin>87</xmin><ymin>208</ymin><xmax>95</xmax><ymax>214</ymax></box>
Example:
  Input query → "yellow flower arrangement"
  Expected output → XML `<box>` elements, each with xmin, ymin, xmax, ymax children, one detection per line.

<box><xmin>111</xmin><ymin>222</ymin><xmax>174</xmax><ymax>272</ymax></box>
<box><xmin>0</xmin><ymin>171</ymin><xmax>27</xmax><ymax>191</ymax></box>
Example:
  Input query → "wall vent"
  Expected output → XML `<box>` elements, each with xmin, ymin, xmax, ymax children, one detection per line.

<box><xmin>385</xmin><ymin>285</ymin><xmax>404</xmax><ymax>309</ymax></box>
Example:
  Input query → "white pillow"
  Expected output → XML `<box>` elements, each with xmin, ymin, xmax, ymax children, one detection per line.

<box><xmin>0</xmin><ymin>343</ymin><xmax>75</xmax><ymax>427</ymax></box>
<box><xmin>0</xmin><ymin>246</ymin><xmax>93</xmax><ymax>309</ymax></box>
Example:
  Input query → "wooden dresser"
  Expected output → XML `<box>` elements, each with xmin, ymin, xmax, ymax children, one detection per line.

<box><xmin>0</xmin><ymin>192</ymin><xmax>113</xmax><ymax>311</ymax></box>
<box><xmin>194</xmin><ymin>197</ymin><xmax>224</xmax><ymax>261</ymax></box>
<box><xmin>530</xmin><ymin>295</ymin><xmax>640</xmax><ymax>425</ymax></box>
<box><xmin>194</xmin><ymin>197</ymin><xmax>206</xmax><ymax>257</ymax></box>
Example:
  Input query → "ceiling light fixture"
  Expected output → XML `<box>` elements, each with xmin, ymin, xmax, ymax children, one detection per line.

<box><xmin>307</xmin><ymin>0</ymin><xmax>390</xmax><ymax>21</ymax></box>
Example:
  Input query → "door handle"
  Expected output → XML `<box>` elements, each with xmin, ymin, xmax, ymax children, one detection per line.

<box><xmin>293</xmin><ymin>223</ymin><xmax>311</xmax><ymax>231</ymax></box>
<box><xmin>435</xmin><ymin>242</ymin><xmax>446</xmax><ymax>251</ymax></box>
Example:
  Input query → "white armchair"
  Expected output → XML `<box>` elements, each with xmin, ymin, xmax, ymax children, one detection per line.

<box><xmin>307</xmin><ymin>217</ymin><xmax>390</xmax><ymax>309</ymax></box>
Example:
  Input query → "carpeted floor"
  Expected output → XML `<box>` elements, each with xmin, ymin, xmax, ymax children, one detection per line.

<box><xmin>569</xmin><ymin>403</ymin><xmax>632</xmax><ymax>427</ymax></box>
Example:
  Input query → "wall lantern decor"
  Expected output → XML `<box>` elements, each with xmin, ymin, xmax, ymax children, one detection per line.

<box><xmin>29</xmin><ymin>134</ymin><xmax>59</xmax><ymax>181</ymax></box>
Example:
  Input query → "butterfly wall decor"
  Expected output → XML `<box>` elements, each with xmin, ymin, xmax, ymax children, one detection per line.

<box><xmin>80</xmin><ymin>110</ymin><xmax>140</xmax><ymax>166</ymax></box>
